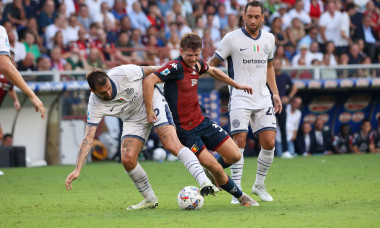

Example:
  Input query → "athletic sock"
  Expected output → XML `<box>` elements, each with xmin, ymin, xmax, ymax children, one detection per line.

<box><xmin>126</xmin><ymin>163</ymin><xmax>156</xmax><ymax>201</ymax></box>
<box><xmin>230</xmin><ymin>148</ymin><xmax>244</xmax><ymax>190</ymax></box>
<box><xmin>217</xmin><ymin>156</ymin><xmax>231</xmax><ymax>169</ymax></box>
<box><xmin>254</xmin><ymin>147</ymin><xmax>274</xmax><ymax>186</ymax></box>
<box><xmin>177</xmin><ymin>147</ymin><xmax>209</xmax><ymax>186</ymax></box>
<box><xmin>219</xmin><ymin>175</ymin><xmax>243</xmax><ymax>198</ymax></box>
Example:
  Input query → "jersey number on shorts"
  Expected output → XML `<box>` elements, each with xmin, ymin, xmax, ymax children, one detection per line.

<box><xmin>212</xmin><ymin>123</ymin><xmax>223</xmax><ymax>132</ymax></box>
<box><xmin>266</xmin><ymin>107</ymin><xmax>274</xmax><ymax>116</ymax></box>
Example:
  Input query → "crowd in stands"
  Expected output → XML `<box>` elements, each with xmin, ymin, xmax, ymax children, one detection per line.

<box><xmin>0</xmin><ymin>0</ymin><xmax>379</xmax><ymax>81</ymax></box>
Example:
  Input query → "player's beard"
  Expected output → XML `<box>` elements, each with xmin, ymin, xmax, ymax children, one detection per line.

<box><xmin>245</xmin><ymin>23</ymin><xmax>260</xmax><ymax>35</ymax></box>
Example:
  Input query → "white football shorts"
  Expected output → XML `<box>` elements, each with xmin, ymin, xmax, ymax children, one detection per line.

<box><xmin>229</xmin><ymin>108</ymin><xmax>277</xmax><ymax>137</ymax></box>
<box><xmin>121</xmin><ymin>87</ymin><xmax>173</xmax><ymax>143</ymax></box>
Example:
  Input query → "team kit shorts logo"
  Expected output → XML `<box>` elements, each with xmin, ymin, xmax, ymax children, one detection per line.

<box><xmin>190</xmin><ymin>145</ymin><xmax>199</xmax><ymax>153</ymax></box>
<box><xmin>232</xmin><ymin>119</ymin><xmax>240</xmax><ymax>128</ymax></box>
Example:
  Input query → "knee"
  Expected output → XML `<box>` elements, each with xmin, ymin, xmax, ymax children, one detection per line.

<box><xmin>233</xmin><ymin>134</ymin><xmax>246</xmax><ymax>148</ymax></box>
<box><xmin>229</xmin><ymin>148</ymin><xmax>241</xmax><ymax>163</ymax></box>
<box><xmin>261</xmin><ymin>138</ymin><xmax>275</xmax><ymax>150</ymax></box>
<box><xmin>121</xmin><ymin>152</ymin><xmax>137</xmax><ymax>172</ymax></box>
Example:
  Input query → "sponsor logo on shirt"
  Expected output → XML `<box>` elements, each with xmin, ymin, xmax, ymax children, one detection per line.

<box><xmin>242</xmin><ymin>59</ymin><xmax>267</xmax><ymax>64</ymax></box>
<box><xmin>160</xmin><ymin>68</ymin><xmax>170</xmax><ymax>76</ymax></box>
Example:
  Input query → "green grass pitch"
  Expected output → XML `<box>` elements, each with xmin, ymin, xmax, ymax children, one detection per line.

<box><xmin>1</xmin><ymin>154</ymin><xmax>379</xmax><ymax>227</ymax></box>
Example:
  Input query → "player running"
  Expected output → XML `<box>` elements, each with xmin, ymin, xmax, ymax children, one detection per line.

<box><xmin>65</xmin><ymin>65</ymin><xmax>218</xmax><ymax>210</ymax></box>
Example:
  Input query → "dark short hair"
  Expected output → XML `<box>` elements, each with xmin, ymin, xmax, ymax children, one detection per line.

<box><xmin>86</xmin><ymin>68</ymin><xmax>109</xmax><ymax>91</ymax></box>
<box><xmin>3</xmin><ymin>133</ymin><xmax>12</xmax><ymax>140</ymax></box>
<box><xmin>180</xmin><ymin>33</ymin><xmax>202</xmax><ymax>51</ymax></box>
<box><xmin>245</xmin><ymin>1</ymin><xmax>263</xmax><ymax>14</ymax></box>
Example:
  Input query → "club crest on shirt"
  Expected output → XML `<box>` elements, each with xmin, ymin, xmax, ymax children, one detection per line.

<box><xmin>160</xmin><ymin>68</ymin><xmax>170</xmax><ymax>76</ymax></box>
<box><xmin>264</xmin><ymin>44</ymin><xmax>269</xmax><ymax>54</ymax></box>
<box><xmin>232</xmin><ymin>119</ymin><xmax>240</xmax><ymax>128</ymax></box>
<box><xmin>125</xmin><ymin>88</ymin><xmax>134</xmax><ymax>96</ymax></box>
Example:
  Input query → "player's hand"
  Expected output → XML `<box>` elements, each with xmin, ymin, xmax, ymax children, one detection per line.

<box><xmin>234</xmin><ymin>83</ymin><xmax>253</xmax><ymax>95</ymax></box>
<box><xmin>13</xmin><ymin>100</ymin><xmax>21</xmax><ymax>111</ymax></box>
<box><xmin>65</xmin><ymin>170</ymin><xmax>80</xmax><ymax>191</ymax></box>
<box><xmin>29</xmin><ymin>95</ymin><xmax>46</xmax><ymax>119</ymax></box>
<box><xmin>146</xmin><ymin>109</ymin><xmax>157</xmax><ymax>124</ymax></box>
<box><xmin>273</xmin><ymin>94</ymin><xmax>282</xmax><ymax>114</ymax></box>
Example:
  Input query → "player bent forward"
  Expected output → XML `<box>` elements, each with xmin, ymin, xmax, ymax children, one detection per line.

<box><xmin>65</xmin><ymin>65</ymin><xmax>218</xmax><ymax>210</ymax></box>
<box><xmin>143</xmin><ymin>33</ymin><xmax>259</xmax><ymax>206</ymax></box>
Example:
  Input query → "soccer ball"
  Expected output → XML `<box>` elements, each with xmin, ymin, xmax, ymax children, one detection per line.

<box><xmin>153</xmin><ymin>148</ymin><xmax>167</xmax><ymax>162</ymax></box>
<box><xmin>177</xmin><ymin>186</ymin><xmax>204</xmax><ymax>210</ymax></box>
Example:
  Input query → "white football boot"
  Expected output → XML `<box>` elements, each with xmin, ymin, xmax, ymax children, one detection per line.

<box><xmin>127</xmin><ymin>199</ymin><xmax>158</xmax><ymax>210</ymax></box>
<box><xmin>252</xmin><ymin>184</ymin><xmax>273</xmax><ymax>201</ymax></box>
<box><xmin>237</xmin><ymin>193</ymin><xmax>259</xmax><ymax>206</ymax></box>
<box><xmin>200</xmin><ymin>182</ymin><xmax>220</xmax><ymax>196</ymax></box>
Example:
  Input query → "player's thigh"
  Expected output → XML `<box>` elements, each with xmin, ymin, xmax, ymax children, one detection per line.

<box><xmin>176</xmin><ymin>128</ymin><xmax>205</xmax><ymax>156</ymax></box>
<box><xmin>197</xmin><ymin>149</ymin><xmax>226</xmax><ymax>182</ymax></box>
<box><xmin>152</xmin><ymin>87</ymin><xmax>174</xmax><ymax>127</ymax></box>
<box><xmin>214</xmin><ymin>137</ymin><xmax>241</xmax><ymax>163</ymax></box>
<box><xmin>251</xmin><ymin>107</ymin><xmax>277</xmax><ymax>138</ymax></box>
<box><xmin>156</xmin><ymin>124</ymin><xmax>183</xmax><ymax>155</ymax></box>
<box><xmin>229</xmin><ymin>108</ymin><xmax>252</xmax><ymax>135</ymax></box>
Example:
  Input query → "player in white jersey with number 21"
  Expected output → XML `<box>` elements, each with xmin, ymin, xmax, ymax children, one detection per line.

<box><xmin>65</xmin><ymin>65</ymin><xmax>218</xmax><ymax>210</ymax></box>
<box><xmin>208</xmin><ymin>1</ymin><xmax>282</xmax><ymax>204</ymax></box>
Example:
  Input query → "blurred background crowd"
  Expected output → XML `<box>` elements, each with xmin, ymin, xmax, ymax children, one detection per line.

<box><xmin>0</xmin><ymin>0</ymin><xmax>379</xmax><ymax>76</ymax></box>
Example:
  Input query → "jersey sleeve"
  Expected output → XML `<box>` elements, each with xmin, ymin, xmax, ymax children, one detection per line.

<box><xmin>154</xmin><ymin>61</ymin><xmax>184</xmax><ymax>82</ymax></box>
<box><xmin>197</xmin><ymin>58</ymin><xmax>209</xmax><ymax>75</ymax></box>
<box><xmin>0</xmin><ymin>26</ymin><xmax>11</xmax><ymax>57</ymax></box>
<box><xmin>86</xmin><ymin>95</ymin><xmax>103</xmax><ymax>126</ymax></box>
<box><xmin>268</xmin><ymin>33</ymin><xmax>275</xmax><ymax>62</ymax></box>
<box><xmin>215</xmin><ymin>32</ymin><xmax>232</xmax><ymax>61</ymax></box>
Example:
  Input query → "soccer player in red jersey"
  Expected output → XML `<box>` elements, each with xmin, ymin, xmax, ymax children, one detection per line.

<box><xmin>143</xmin><ymin>33</ymin><xmax>259</xmax><ymax>206</ymax></box>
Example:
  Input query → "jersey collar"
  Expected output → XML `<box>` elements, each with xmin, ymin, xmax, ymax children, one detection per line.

<box><xmin>110</xmin><ymin>79</ymin><xmax>117</xmax><ymax>100</ymax></box>
<box><xmin>241</xmin><ymin>27</ymin><xmax>261</xmax><ymax>40</ymax></box>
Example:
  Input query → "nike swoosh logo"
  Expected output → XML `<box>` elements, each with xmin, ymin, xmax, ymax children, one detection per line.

<box><xmin>240</xmin><ymin>48</ymin><xmax>248</xmax><ymax>51</ymax></box>
<box><xmin>272</xmin><ymin>122</ymin><xmax>276</xmax><ymax>125</ymax></box>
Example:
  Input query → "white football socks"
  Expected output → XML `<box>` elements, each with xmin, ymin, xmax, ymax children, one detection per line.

<box><xmin>254</xmin><ymin>147</ymin><xmax>274</xmax><ymax>186</ymax></box>
<box><xmin>177</xmin><ymin>147</ymin><xmax>210</xmax><ymax>186</ymax></box>
<box><xmin>126</xmin><ymin>163</ymin><xmax>156</xmax><ymax>201</ymax></box>
<box><xmin>230</xmin><ymin>148</ymin><xmax>244</xmax><ymax>190</ymax></box>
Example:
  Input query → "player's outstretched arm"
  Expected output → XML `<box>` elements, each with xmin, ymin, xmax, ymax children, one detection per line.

<box><xmin>206</xmin><ymin>66</ymin><xmax>253</xmax><ymax>94</ymax></box>
<box><xmin>207</xmin><ymin>55</ymin><xmax>223</xmax><ymax>67</ymax></box>
<box><xmin>65</xmin><ymin>125</ymin><xmax>97</xmax><ymax>191</ymax></box>
<box><xmin>142</xmin><ymin>73</ymin><xmax>163</xmax><ymax>124</ymax></box>
<box><xmin>0</xmin><ymin>55</ymin><xmax>45</xmax><ymax>119</ymax></box>
<box><xmin>266</xmin><ymin>61</ymin><xmax>282</xmax><ymax>114</ymax></box>
<box><xmin>8</xmin><ymin>88</ymin><xmax>21</xmax><ymax>110</ymax></box>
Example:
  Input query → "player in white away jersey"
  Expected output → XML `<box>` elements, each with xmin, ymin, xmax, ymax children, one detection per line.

<box><xmin>65</xmin><ymin>65</ymin><xmax>218</xmax><ymax>210</ymax></box>
<box><xmin>208</xmin><ymin>1</ymin><xmax>282</xmax><ymax>203</ymax></box>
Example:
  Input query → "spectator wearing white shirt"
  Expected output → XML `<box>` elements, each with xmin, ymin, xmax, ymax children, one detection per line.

<box><xmin>276</xmin><ymin>97</ymin><xmax>302</xmax><ymax>157</ymax></box>
<box><xmin>270</xmin><ymin>3</ymin><xmax>292</xmax><ymax>30</ymax></box>
<box><xmin>86</xmin><ymin>0</ymin><xmax>102</xmax><ymax>22</ymax></box>
<box><xmin>335</xmin><ymin>3</ymin><xmax>351</xmax><ymax>57</ymax></box>
<box><xmin>287</xmin><ymin>0</ymin><xmax>312</xmax><ymax>29</ymax></box>
<box><xmin>7</xmin><ymin>31</ymin><xmax>26</xmax><ymax>63</ymax></box>
<box><xmin>128</xmin><ymin>1</ymin><xmax>151</xmax><ymax>34</ymax></box>
<box><xmin>305</xmin><ymin>41</ymin><xmax>323</xmax><ymax>65</ymax></box>
<box><xmin>45</xmin><ymin>14</ymin><xmax>67</xmax><ymax>50</ymax></box>
<box><xmin>93</xmin><ymin>2</ymin><xmax>116</xmax><ymax>25</ymax></box>
<box><xmin>317</xmin><ymin>1</ymin><xmax>342</xmax><ymax>53</ymax></box>
<box><xmin>64</xmin><ymin>14</ymin><xmax>80</xmax><ymax>43</ymax></box>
